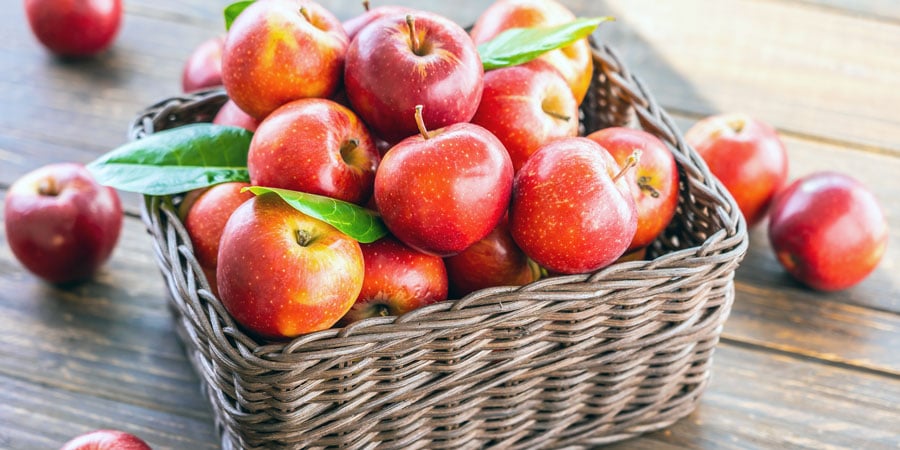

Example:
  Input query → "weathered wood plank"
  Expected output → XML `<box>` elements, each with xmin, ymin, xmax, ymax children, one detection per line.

<box><xmin>0</xmin><ymin>192</ymin><xmax>214</xmax><ymax>420</ymax></box>
<box><xmin>0</xmin><ymin>373</ymin><xmax>218</xmax><ymax>450</ymax></box>
<box><xmin>594</xmin><ymin>0</ymin><xmax>900</xmax><ymax>154</ymax></box>
<box><xmin>605</xmin><ymin>343</ymin><xmax>900</xmax><ymax>449</ymax></box>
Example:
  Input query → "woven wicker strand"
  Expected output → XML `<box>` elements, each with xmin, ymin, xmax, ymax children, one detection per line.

<box><xmin>136</xmin><ymin>40</ymin><xmax>748</xmax><ymax>450</ymax></box>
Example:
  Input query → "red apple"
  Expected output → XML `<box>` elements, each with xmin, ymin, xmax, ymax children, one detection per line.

<box><xmin>248</xmin><ymin>98</ymin><xmax>379</xmax><ymax>205</ymax></box>
<box><xmin>24</xmin><ymin>0</ymin><xmax>122</xmax><ymax>57</ymax></box>
<box><xmin>374</xmin><ymin>106</ymin><xmax>514</xmax><ymax>256</ymax></box>
<box><xmin>341</xmin><ymin>236</ymin><xmax>448</xmax><ymax>324</ymax></box>
<box><xmin>184</xmin><ymin>182</ymin><xmax>253</xmax><ymax>270</ymax></box>
<box><xmin>768</xmin><ymin>172</ymin><xmax>888</xmax><ymax>291</ymax></box>
<box><xmin>343</xmin><ymin>1</ymin><xmax>412</xmax><ymax>40</ymax></box>
<box><xmin>444</xmin><ymin>216</ymin><xmax>541</xmax><ymax>297</ymax></box>
<box><xmin>181</xmin><ymin>36</ymin><xmax>225</xmax><ymax>92</ymax></box>
<box><xmin>222</xmin><ymin>0</ymin><xmax>349</xmax><ymax>120</ymax></box>
<box><xmin>471</xmin><ymin>59</ymin><xmax>578</xmax><ymax>172</ymax></box>
<box><xmin>4</xmin><ymin>163</ymin><xmax>122</xmax><ymax>284</ymax></box>
<box><xmin>345</xmin><ymin>11</ymin><xmax>484</xmax><ymax>143</ymax></box>
<box><xmin>213</xmin><ymin>99</ymin><xmax>260</xmax><ymax>132</ymax></box>
<box><xmin>685</xmin><ymin>113</ymin><xmax>788</xmax><ymax>226</ymax></box>
<box><xmin>470</xmin><ymin>0</ymin><xmax>593</xmax><ymax>105</ymax></box>
<box><xmin>60</xmin><ymin>429</ymin><xmax>151</xmax><ymax>450</ymax></box>
<box><xmin>217</xmin><ymin>193</ymin><xmax>364</xmax><ymax>340</ymax></box>
<box><xmin>587</xmin><ymin>127</ymin><xmax>680</xmax><ymax>252</ymax></box>
<box><xmin>510</xmin><ymin>137</ymin><xmax>637</xmax><ymax>274</ymax></box>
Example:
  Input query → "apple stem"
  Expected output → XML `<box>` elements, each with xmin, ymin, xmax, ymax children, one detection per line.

<box><xmin>295</xmin><ymin>229</ymin><xmax>313</xmax><ymax>247</ymax></box>
<box><xmin>38</xmin><ymin>178</ymin><xmax>58</xmax><ymax>196</ymax></box>
<box><xmin>414</xmin><ymin>105</ymin><xmax>430</xmax><ymax>140</ymax></box>
<box><xmin>545</xmin><ymin>110</ymin><xmax>571</xmax><ymax>122</ymax></box>
<box><xmin>612</xmin><ymin>149</ymin><xmax>642</xmax><ymax>184</ymax></box>
<box><xmin>362</xmin><ymin>0</ymin><xmax>370</xmax><ymax>12</ymax></box>
<box><xmin>299</xmin><ymin>6</ymin><xmax>311</xmax><ymax>23</ymax></box>
<box><xmin>406</xmin><ymin>15</ymin><xmax>420</xmax><ymax>55</ymax></box>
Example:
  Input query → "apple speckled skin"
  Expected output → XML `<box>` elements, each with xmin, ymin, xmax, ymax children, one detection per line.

<box><xmin>344</xmin><ymin>11</ymin><xmax>484</xmax><ymax>144</ymax></box>
<box><xmin>343</xmin><ymin>5</ymin><xmax>413</xmax><ymax>40</ymax></box>
<box><xmin>184</xmin><ymin>181</ymin><xmax>254</xmax><ymax>270</ymax></box>
<box><xmin>222</xmin><ymin>0</ymin><xmax>349</xmax><ymax>120</ymax></box>
<box><xmin>510</xmin><ymin>137</ymin><xmax>637</xmax><ymax>274</ymax></box>
<box><xmin>182</xmin><ymin>35</ymin><xmax>224</xmax><ymax>92</ymax></box>
<box><xmin>374</xmin><ymin>121</ymin><xmax>514</xmax><ymax>256</ymax></box>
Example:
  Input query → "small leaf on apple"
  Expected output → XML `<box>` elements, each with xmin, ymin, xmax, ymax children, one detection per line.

<box><xmin>243</xmin><ymin>186</ymin><xmax>388</xmax><ymax>243</ymax></box>
<box><xmin>224</xmin><ymin>0</ymin><xmax>254</xmax><ymax>30</ymax></box>
<box><xmin>87</xmin><ymin>124</ymin><xmax>252</xmax><ymax>195</ymax></box>
<box><xmin>477</xmin><ymin>17</ymin><xmax>613</xmax><ymax>70</ymax></box>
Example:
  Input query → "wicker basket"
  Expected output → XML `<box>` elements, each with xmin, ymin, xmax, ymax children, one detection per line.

<box><xmin>136</xmin><ymin>41</ymin><xmax>748</xmax><ymax>449</ymax></box>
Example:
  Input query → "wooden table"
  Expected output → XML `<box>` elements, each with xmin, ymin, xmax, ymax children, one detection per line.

<box><xmin>1</xmin><ymin>0</ymin><xmax>898</xmax><ymax>448</ymax></box>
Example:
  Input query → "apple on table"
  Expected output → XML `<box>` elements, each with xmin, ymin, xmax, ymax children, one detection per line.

<box><xmin>24</xmin><ymin>0</ymin><xmax>122</xmax><ymax>57</ymax></box>
<box><xmin>60</xmin><ymin>429</ymin><xmax>151</xmax><ymax>450</ymax></box>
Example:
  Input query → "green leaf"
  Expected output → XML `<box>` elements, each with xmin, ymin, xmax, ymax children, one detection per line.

<box><xmin>87</xmin><ymin>124</ymin><xmax>252</xmax><ymax>196</ymax></box>
<box><xmin>225</xmin><ymin>0</ymin><xmax>255</xmax><ymax>30</ymax></box>
<box><xmin>477</xmin><ymin>17</ymin><xmax>613</xmax><ymax>70</ymax></box>
<box><xmin>244</xmin><ymin>186</ymin><xmax>388</xmax><ymax>243</ymax></box>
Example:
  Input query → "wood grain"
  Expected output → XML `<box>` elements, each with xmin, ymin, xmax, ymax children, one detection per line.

<box><xmin>790</xmin><ymin>0</ymin><xmax>900</xmax><ymax>23</ymax></box>
<box><xmin>595</xmin><ymin>0</ymin><xmax>900</xmax><ymax>154</ymax></box>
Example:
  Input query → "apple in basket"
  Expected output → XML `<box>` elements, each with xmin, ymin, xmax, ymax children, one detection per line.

<box><xmin>471</xmin><ymin>59</ymin><xmax>579</xmax><ymax>173</ymax></box>
<box><xmin>374</xmin><ymin>106</ymin><xmax>514</xmax><ymax>256</ymax></box>
<box><xmin>587</xmin><ymin>127</ymin><xmax>680</xmax><ymax>253</ymax></box>
<box><xmin>213</xmin><ymin>100</ymin><xmax>260</xmax><ymax>132</ymax></box>
<box><xmin>344</xmin><ymin>11</ymin><xmax>484</xmax><ymax>144</ymax></box>
<box><xmin>342</xmin><ymin>1</ymin><xmax>412</xmax><ymax>40</ymax></box>
<box><xmin>341</xmin><ymin>236</ymin><xmax>448</xmax><ymax>325</ymax></box>
<box><xmin>248</xmin><ymin>98</ymin><xmax>380</xmax><ymax>205</ymax></box>
<box><xmin>768</xmin><ymin>172</ymin><xmax>888</xmax><ymax>291</ymax></box>
<box><xmin>222</xmin><ymin>0</ymin><xmax>349</xmax><ymax>120</ymax></box>
<box><xmin>686</xmin><ymin>113</ymin><xmax>788</xmax><ymax>227</ymax></box>
<box><xmin>4</xmin><ymin>163</ymin><xmax>122</xmax><ymax>284</ymax></box>
<box><xmin>181</xmin><ymin>36</ymin><xmax>225</xmax><ymax>92</ymax></box>
<box><xmin>509</xmin><ymin>137</ymin><xmax>638</xmax><ymax>274</ymax></box>
<box><xmin>470</xmin><ymin>0</ymin><xmax>594</xmax><ymax>104</ymax></box>
<box><xmin>60</xmin><ymin>429</ymin><xmax>151</xmax><ymax>450</ymax></box>
<box><xmin>217</xmin><ymin>193</ymin><xmax>364</xmax><ymax>340</ymax></box>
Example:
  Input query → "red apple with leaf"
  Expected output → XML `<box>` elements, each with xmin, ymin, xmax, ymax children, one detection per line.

<box><xmin>471</xmin><ymin>59</ymin><xmax>578</xmax><ymax>172</ymax></box>
<box><xmin>4</xmin><ymin>163</ymin><xmax>122</xmax><ymax>284</ymax></box>
<box><xmin>60</xmin><ymin>430</ymin><xmax>151</xmax><ymax>450</ymax></box>
<box><xmin>222</xmin><ymin>0</ymin><xmax>349</xmax><ymax>120</ymax></box>
<box><xmin>24</xmin><ymin>0</ymin><xmax>122</xmax><ymax>57</ymax></box>
<box><xmin>344</xmin><ymin>11</ymin><xmax>484</xmax><ymax>143</ymax></box>
<box><xmin>768</xmin><ymin>172</ymin><xmax>888</xmax><ymax>291</ymax></box>
<box><xmin>216</xmin><ymin>193</ymin><xmax>365</xmax><ymax>340</ymax></box>
<box><xmin>587</xmin><ymin>127</ymin><xmax>680</xmax><ymax>252</ymax></box>
<box><xmin>341</xmin><ymin>236</ymin><xmax>448</xmax><ymax>324</ymax></box>
<box><xmin>182</xmin><ymin>36</ymin><xmax>225</xmax><ymax>92</ymax></box>
<box><xmin>686</xmin><ymin>113</ymin><xmax>788</xmax><ymax>226</ymax></box>
<box><xmin>510</xmin><ymin>137</ymin><xmax>638</xmax><ymax>274</ymax></box>
<box><xmin>248</xmin><ymin>98</ymin><xmax>379</xmax><ymax>205</ymax></box>
<box><xmin>374</xmin><ymin>106</ymin><xmax>514</xmax><ymax>256</ymax></box>
<box><xmin>444</xmin><ymin>216</ymin><xmax>541</xmax><ymax>297</ymax></box>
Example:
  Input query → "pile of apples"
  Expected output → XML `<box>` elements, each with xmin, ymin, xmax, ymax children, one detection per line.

<box><xmin>169</xmin><ymin>0</ymin><xmax>681</xmax><ymax>340</ymax></box>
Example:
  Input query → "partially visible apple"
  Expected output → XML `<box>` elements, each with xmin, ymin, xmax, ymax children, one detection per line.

<box><xmin>510</xmin><ymin>137</ymin><xmax>637</xmax><ymax>274</ymax></box>
<box><xmin>587</xmin><ymin>127</ymin><xmax>680</xmax><ymax>252</ymax></box>
<box><xmin>444</xmin><ymin>216</ymin><xmax>541</xmax><ymax>297</ymax></box>
<box><xmin>217</xmin><ymin>193</ymin><xmax>364</xmax><ymax>340</ymax></box>
<box><xmin>222</xmin><ymin>0</ymin><xmax>349</xmax><ymax>120</ymax></box>
<box><xmin>374</xmin><ymin>106</ymin><xmax>514</xmax><ymax>256</ymax></box>
<box><xmin>4</xmin><ymin>163</ymin><xmax>122</xmax><ymax>284</ymax></box>
<box><xmin>471</xmin><ymin>59</ymin><xmax>578</xmax><ymax>172</ymax></box>
<box><xmin>60</xmin><ymin>430</ymin><xmax>151</xmax><ymax>450</ymax></box>
<box><xmin>470</xmin><ymin>0</ymin><xmax>593</xmax><ymax>104</ymax></box>
<box><xmin>768</xmin><ymin>172</ymin><xmax>888</xmax><ymax>291</ymax></box>
<box><xmin>184</xmin><ymin>181</ymin><xmax>253</xmax><ymax>273</ymax></box>
<box><xmin>182</xmin><ymin>36</ymin><xmax>225</xmax><ymax>92</ymax></box>
<box><xmin>248</xmin><ymin>98</ymin><xmax>379</xmax><ymax>205</ymax></box>
<box><xmin>24</xmin><ymin>0</ymin><xmax>122</xmax><ymax>57</ymax></box>
<box><xmin>343</xmin><ymin>1</ymin><xmax>412</xmax><ymax>40</ymax></box>
<box><xmin>341</xmin><ymin>236</ymin><xmax>448</xmax><ymax>324</ymax></box>
<box><xmin>345</xmin><ymin>11</ymin><xmax>484</xmax><ymax>143</ymax></box>
<box><xmin>685</xmin><ymin>113</ymin><xmax>788</xmax><ymax>226</ymax></box>
<box><xmin>213</xmin><ymin>100</ymin><xmax>260</xmax><ymax>132</ymax></box>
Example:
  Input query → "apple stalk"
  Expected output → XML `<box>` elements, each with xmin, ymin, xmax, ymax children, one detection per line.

<box><xmin>414</xmin><ymin>105</ymin><xmax>431</xmax><ymax>140</ymax></box>
<box><xmin>612</xmin><ymin>149</ymin><xmax>642</xmax><ymax>183</ymax></box>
